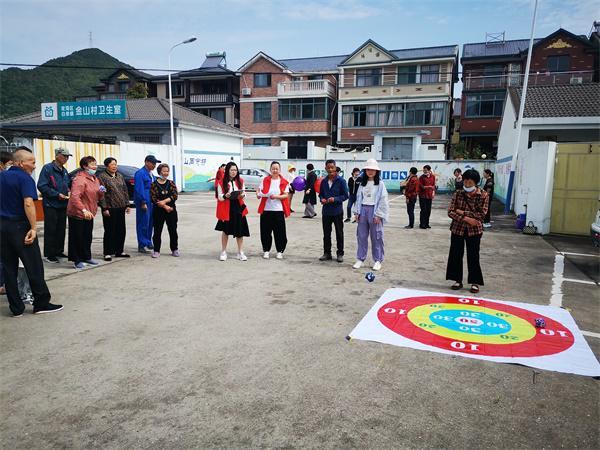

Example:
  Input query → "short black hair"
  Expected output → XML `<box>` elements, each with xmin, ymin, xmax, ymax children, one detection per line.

<box><xmin>484</xmin><ymin>169</ymin><xmax>494</xmax><ymax>178</ymax></box>
<box><xmin>352</xmin><ymin>167</ymin><xmax>360</xmax><ymax>174</ymax></box>
<box><xmin>270</xmin><ymin>161</ymin><xmax>280</xmax><ymax>168</ymax></box>
<box><xmin>325</xmin><ymin>159</ymin><xmax>336</xmax><ymax>166</ymax></box>
<box><xmin>453</xmin><ymin>168</ymin><xmax>462</xmax><ymax>175</ymax></box>
<box><xmin>423</xmin><ymin>164</ymin><xmax>431</xmax><ymax>170</ymax></box>
<box><xmin>462</xmin><ymin>169</ymin><xmax>481</xmax><ymax>184</ymax></box>
<box><xmin>103</xmin><ymin>157</ymin><xmax>117</xmax><ymax>167</ymax></box>
<box><xmin>80</xmin><ymin>156</ymin><xmax>96</xmax><ymax>169</ymax></box>
<box><xmin>306</xmin><ymin>163</ymin><xmax>314</xmax><ymax>170</ymax></box>
<box><xmin>409</xmin><ymin>167</ymin><xmax>417</xmax><ymax>175</ymax></box>
<box><xmin>157</xmin><ymin>163</ymin><xmax>170</xmax><ymax>174</ymax></box>
<box><xmin>336</xmin><ymin>167</ymin><xmax>341</xmax><ymax>173</ymax></box>
<box><xmin>1</xmin><ymin>151</ymin><xmax>13</xmax><ymax>165</ymax></box>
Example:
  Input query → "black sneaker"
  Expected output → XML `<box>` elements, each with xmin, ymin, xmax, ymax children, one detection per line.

<box><xmin>44</xmin><ymin>256</ymin><xmax>60</xmax><ymax>263</ymax></box>
<box><xmin>404</xmin><ymin>225</ymin><xmax>414</xmax><ymax>229</ymax></box>
<box><xmin>319</xmin><ymin>253</ymin><xmax>332</xmax><ymax>261</ymax></box>
<box><xmin>33</xmin><ymin>303</ymin><xmax>64</xmax><ymax>314</ymax></box>
<box><xmin>344</xmin><ymin>218</ymin><xmax>351</xmax><ymax>223</ymax></box>
<box><xmin>57</xmin><ymin>253</ymin><xmax>68</xmax><ymax>259</ymax></box>
<box><xmin>336</xmin><ymin>254</ymin><xmax>344</xmax><ymax>263</ymax></box>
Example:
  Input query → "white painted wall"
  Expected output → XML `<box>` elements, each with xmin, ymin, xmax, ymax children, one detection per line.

<box><xmin>513</xmin><ymin>141</ymin><xmax>557</xmax><ymax>234</ymax></box>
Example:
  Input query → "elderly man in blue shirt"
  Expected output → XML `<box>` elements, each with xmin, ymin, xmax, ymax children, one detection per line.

<box><xmin>134</xmin><ymin>155</ymin><xmax>160</xmax><ymax>253</ymax></box>
<box><xmin>0</xmin><ymin>148</ymin><xmax>62</xmax><ymax>316</ymax></box>
<box><xmin>318</xmin><ymin>159</ymin><xmax>349</xmax><ymax>263</ymax></box>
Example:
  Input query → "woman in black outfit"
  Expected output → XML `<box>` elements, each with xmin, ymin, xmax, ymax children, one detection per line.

<box><xmin>483</xmin><ymin>169</ymin><xmax>494</xmax><ymax>228</ymax></box>
<box><xmin>150</xmin><ymin>164</ymin><xmax>179</xmax><ymax>258</ymax></box>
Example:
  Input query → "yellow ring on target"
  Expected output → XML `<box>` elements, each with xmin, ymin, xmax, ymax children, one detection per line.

<box><xmin>407</xmin><ymin>303</ymin><xmax>536</xmax><ymax>344</ymax></box>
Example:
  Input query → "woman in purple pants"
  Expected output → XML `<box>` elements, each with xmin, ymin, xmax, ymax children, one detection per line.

<box><xmin>351</xmin><ymin>159</ymin><xmax>389</xmax><ymax>271</ymax></box>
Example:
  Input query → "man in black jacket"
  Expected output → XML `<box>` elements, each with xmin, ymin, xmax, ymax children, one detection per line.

<box><xmin>302</xmin><ymin>163</ymin><xmax>317</xmax><ymax>218</ymax></box>
<box><xmin>345</xmin><ymin>167</ymin><xmax>361</xmax><ymax>222</ymax></box>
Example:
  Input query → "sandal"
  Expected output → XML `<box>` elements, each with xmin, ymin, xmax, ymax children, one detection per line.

<box><xmin>470</xmin><ymin>285</ymin><xmax>480</xmax><ymax>294</ymax></box>
<box><xmin>451</xmin><ymin>282</ymin><xmax>463</xmax><ymax>290</ymax></box>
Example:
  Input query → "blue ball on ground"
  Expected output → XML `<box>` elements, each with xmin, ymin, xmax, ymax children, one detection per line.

<box><xmin>365</xmin><ymin>272</ymin><xmax>375</xmax><ymax>282</ymax></box>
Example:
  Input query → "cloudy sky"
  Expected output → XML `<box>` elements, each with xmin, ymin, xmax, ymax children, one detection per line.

<box><xmin>0</xmin><ymin>0</ymin><xmax>597</xmax><ymax>74</ymax></box>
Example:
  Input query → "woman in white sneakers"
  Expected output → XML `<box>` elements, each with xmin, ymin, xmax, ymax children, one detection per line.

<box><xmin>351</xmin><ymin>159</ymin><xmax>389</xmax><ymax>271</ymax></box>
<box><xmin>215</xmin><ymin>162</ymin><xmax>249</xmax><ymax>261</ymax></box>
<box><xmin>256</xmin><ymin>161</ymin><xmax>291</xmax><ymax>260</ymax></box>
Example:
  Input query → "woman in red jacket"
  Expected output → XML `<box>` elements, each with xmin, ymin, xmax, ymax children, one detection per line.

<box><xmin>215</xmin><ymin>162</ymin><xmax>249</xmax><ymax>261</ymax></box>
<box><xmin>66</xmin><ymin>156</ymin><xmax>105</xmax><ymax>269</ymax></box>
<box><xmin>256</xmin><ymin>161</ymin><xmax>291</xmax><ymax>260</ymax></box>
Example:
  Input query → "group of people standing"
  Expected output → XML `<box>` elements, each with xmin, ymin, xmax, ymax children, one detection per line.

<box><xmin>214</xmin><ymin>158</ymin><xmax>390</xmax><ymax>272</ymax></box>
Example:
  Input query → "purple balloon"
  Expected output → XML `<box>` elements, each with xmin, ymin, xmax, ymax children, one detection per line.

<box><xmin>291</xmin><ymin>176</ymin><xmax>306</xmax><ymax>191</ymax></box>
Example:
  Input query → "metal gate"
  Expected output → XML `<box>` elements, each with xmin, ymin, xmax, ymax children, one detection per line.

<box><xmin>550</xmin><ymin>143</ymin><xmax>600</xmax><ymax>235</ymax></box>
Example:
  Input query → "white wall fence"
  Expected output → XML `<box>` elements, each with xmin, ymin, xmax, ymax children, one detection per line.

<box><xmin>241</xmin><ymin>157</ymin><xmax>495</xmax><ymax>193</ymax></box>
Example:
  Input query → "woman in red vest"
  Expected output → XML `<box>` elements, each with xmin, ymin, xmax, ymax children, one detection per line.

<box><xmin>215</xmin><ymin>162</ymin><xmax>249</xmax><ymax>261</ymax></box>
<box><xmin>256</xmin><ymin>161</ymin><xmax>290</xmax><ymax>260</ymax></box>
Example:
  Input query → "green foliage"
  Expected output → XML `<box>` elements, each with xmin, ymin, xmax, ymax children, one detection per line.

<box><xmin>0</xmin><ymin>48</ymin><xmax>132</xmax><ymax>119</ymax></box>
<box><xmin>127</xmin><ymin>83</ymin><xmax>148</xmax><ymax>99</ymax></box>
<box><xmin>451</xmin><ymin>142</ymin><xmax>493</xmax><ymax>160</ymax></box>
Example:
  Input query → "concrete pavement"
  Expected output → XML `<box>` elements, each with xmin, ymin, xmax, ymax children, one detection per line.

<box><xmin>1</xmin><ymin>192</ymin><xmax>598</xmax><ymax>448</ymax></box>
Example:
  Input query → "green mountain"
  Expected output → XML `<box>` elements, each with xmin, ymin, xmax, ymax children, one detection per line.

<box><xmin>0</xmin><ymin>48</ymin><xmax>132</xmax><ymax>119</ymax></box>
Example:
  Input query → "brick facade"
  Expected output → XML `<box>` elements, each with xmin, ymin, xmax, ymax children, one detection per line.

<box><xmin>239</xmin><ymin>56</ymin><xmax>337</xmax><ymax>146</ymax></box>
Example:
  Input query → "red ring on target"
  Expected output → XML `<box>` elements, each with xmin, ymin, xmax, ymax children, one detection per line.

<box><xmin>377</xmin><ymin>296</ymin><xmax>574</xmax><ymax>357</ymax></box>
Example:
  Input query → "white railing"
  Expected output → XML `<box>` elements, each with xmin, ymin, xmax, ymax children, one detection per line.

<box><xmin>189</xmin><ymin>93</ymin><xmax>229</xmax><ymax>103</ymax></box>
<box><xmin>463</xmin><ymin>71</ymin><xmax>595</xmax><ymax>90</ymax></box>
<box><xmin>277</xmin><ymin>79</ymin><xmax>335</xmax><ymax>97</ymax></box>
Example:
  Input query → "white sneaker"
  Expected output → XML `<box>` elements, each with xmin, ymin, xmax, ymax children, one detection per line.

<box><xmin>219</xmin><ymin>251</ymin><xmax>227</xmax><ymax>261</ymax></box>
<box><xmin>373</xmin><ymin>261</ymin><xmax>382</xmax><ymax>271</ymax></box>
<box><xmin>263</xmin><ymin>252</ymin><xmax>270</xmax><ymax>259</ymax></box>
<box><xmin>276</xmin><ymin>252</ymin><xmax>283</xmax><ymax>260</ymax></box>
<box><xmin>352</xmin><ymin>260</ymin><xmax>363</xmax><ymax>269</ymax></box>
<box><xmin>483</xmin><ymin>223</ymin><xmax>492</xmax><ymax>228</ymax></box>
<box><xmin>238</xmin><ymin>252</ymin><xmax>247</xmax><ymax>261</ymax></box>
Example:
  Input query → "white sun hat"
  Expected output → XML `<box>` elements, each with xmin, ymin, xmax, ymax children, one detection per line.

<box><xmin>363</xmin><ymin>158</ymin><xmax>381</xmax><ymax>171</ymax></box>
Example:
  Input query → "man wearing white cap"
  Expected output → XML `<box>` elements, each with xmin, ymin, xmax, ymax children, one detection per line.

<box><xmin>37</xmin><ymin>147</ymin><xmax>72</xmax><ymax>263</ymax></box>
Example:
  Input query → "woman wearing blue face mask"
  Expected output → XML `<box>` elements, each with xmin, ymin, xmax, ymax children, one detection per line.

<box><xmin>446</xmin><ymin>169</ymin><xmax>489</xmax><ymax>293</ymax></box>
<box><xmin>67</xmin><ymin>156</ymin><xmax>106</xmax><ymax>269</ymax></box>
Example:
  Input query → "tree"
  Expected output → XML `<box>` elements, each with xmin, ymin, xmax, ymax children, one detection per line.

<box><xmin>127</xmin><ymin>83</ymin><xmax>148</xmax><ymax>99</ymax></box>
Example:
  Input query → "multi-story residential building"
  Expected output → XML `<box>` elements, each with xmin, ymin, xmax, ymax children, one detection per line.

<box><xmin>336</xmin><ymin>40</ymin><xmax>459</xmax><ymax>160</ymax></box>
<box><xmin>237</xmin><ymin>52</ymin><xmax>341</xmax><ymax>158</ymax></box>
<box><xmin>76</xmin><ymin>68</ymin><xmax>155</xmax><ymax>101</ymax></box>
<box><xmin>153</xmin><ymin>52</ymin><xmax>240</xmax><ymax>127</ymax></box>
<box><xmin>460</xmin><ymin>28</ymin><xmax>598</xmax><ymax>155</ymax></box>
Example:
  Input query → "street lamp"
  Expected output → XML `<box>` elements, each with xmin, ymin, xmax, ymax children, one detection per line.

<box><xmin>168</xmin><ymin>36</ymin><xmax>197</xmax><ymax>184</ymax></box>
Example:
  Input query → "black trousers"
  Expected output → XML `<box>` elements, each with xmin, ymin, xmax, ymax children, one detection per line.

<box><xmin>485</xmin><ymin>195</ymin><xmax>492</xmax><ymax>223</ymax></box>
<box><xmin>446</xmin><ymin>233</ymin><xmax>484</xmax><ymax>285</ymax></box>
<box><xmin>0</xmin><ymin>219</ymin><xmax>51</xmax><ymax>315</ymax></box>
<box><xmin>68</xmin><ymin>216</ymin><xmax>93</xmax><ymax>263</ymax></box>
<box><xmin>322</xmin><ymin>213</ymin><xmax>344</xmax><ymax>256</ymax></box>
<box><xmin>102</xmin><ymin>207</ymin><xmax>126</xmax><ymax>256</ymax></box>
<box><xmin>419</xmin><ymin>197</ymin><xmax>432</xmax><ymax>228</ymax></box>
<box><xmin>260</xmin><ymin>211</ymin><xmax>287</xmax><ymax>253</ymax></box>
<box><xmin>406</xmin><ymin>198</ymin><xmax>416</xmax><ymax>227</ymax></box>
<box><xmin>152</xmin><ymin>208</ymin><xmax>178</xmax><ymax>253</ymax></box>
<box><xmin>43</xmin><ymin>206</ymin><xmax>67</xmax><ymax>257</ymax></box>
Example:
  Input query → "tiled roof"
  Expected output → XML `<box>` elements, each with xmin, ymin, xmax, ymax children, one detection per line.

<box><xmin>279</xmin><ymin>54</ymin><xmax>347</xmax><ymax>72</ymax></box>
<box><xmin>462</xmin><ymin>39</ymin><xmax>541</xmax><ymax>60</ymax></box>
<box><xmin>1</xmin><ymin>98</ymin><xmax>243</xmax><ymax>136</ymax></box>
<box><xmin>389</xmin><ymin>45</ymin><xmax>458</xmax><ymax>60</ymax></box>
<box><xmin>508</xmin><ymin>84</ymin><xmax>600</xmax><ymax>118</ymax></box>
<box><xmin>263</xmin><ymin>44</ymin><xmax>458</xmax><ymax>73</ymax></box>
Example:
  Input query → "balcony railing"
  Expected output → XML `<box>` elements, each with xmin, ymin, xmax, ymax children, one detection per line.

<box><xmin>463</xmin><ymin>71</ymin><xmax>595</xmax><ymax>90</ymax></box>
<box><xmin>189</xmin><ymin>93</ymin><xmax>238</xmax><ymax>104</ymax></box>
<box><xmin>277</xmin><ymin>79</ymin><xmax>335</xmax><ymax>97</ymax></box>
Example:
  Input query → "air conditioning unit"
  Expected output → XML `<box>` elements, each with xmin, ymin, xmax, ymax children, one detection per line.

<box><xmin>570</xmin><ymin>77</ymin><xmax>583</xmax><ymax>85</ymax></box>
<box><xmin>242</xmin><ymin>88</ymin><xmax>252</xmax><ymax>95</ymax></box>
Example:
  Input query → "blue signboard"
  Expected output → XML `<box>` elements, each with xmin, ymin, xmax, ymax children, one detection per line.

<box><xmin>41</xmin><ymin>100</ymin><xmax>127</xmax><ymax>121</ymax></box>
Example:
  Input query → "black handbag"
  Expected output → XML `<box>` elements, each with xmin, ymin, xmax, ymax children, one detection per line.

<box><xmin>523</xmin><ymin>221</ymin><xmax>538</xmax><ymax>235</ymax></box>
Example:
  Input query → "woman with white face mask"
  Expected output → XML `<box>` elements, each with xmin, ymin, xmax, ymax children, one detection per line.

<box><xmin>67</xmin><ymin>156</ymin><xmax>106</xmax><ymax>269</ymax></box>
<box><xmin>445</xmin><ymin>169</ymin><xmax>489</xmax><ymax>294</ymax></box>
